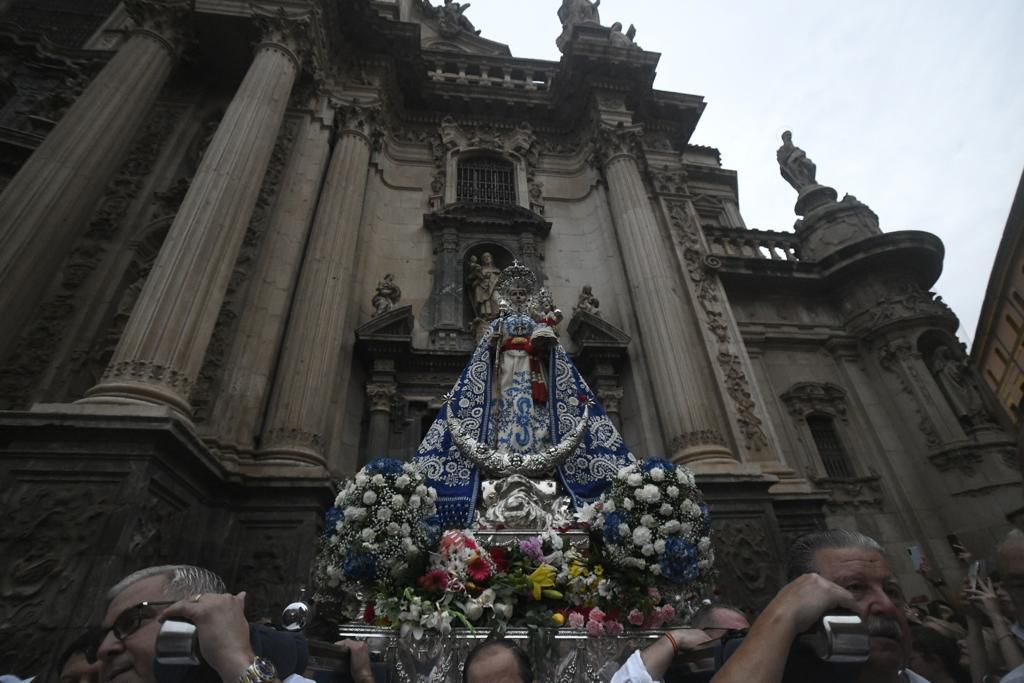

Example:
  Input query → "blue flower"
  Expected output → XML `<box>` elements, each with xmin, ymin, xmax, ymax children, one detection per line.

<box><xmin>323</xmin><ymin>507</ymin><xmax>342</xmax><ymax>537</ymax></box>
<box><xmin>641</xmin><ymin>457</ymin><xmax>676</xmax><ymax>474</ymax></box>
<box><xmin>420</xmin><ymin>515</ymin><xmax>443</xmax><ymax>548</ymax></box>
<box><xmin>603</xmin><ymin>511</ymin><xmax>625</xmax><ymax>545</ymax></box>
<box><xmin>343</xmin><ymin>550</ymin><xmax>378</xmax><ymax>583</ymax></box>
<box><xmin>364</xmin><ymin>458</ymin><xmax>405</xmax><ymax>476</ymax></box>
<box><xmin>660</xmin><ymin>536</ymin><xmax>700</xmax><ymax>584</ymax></box>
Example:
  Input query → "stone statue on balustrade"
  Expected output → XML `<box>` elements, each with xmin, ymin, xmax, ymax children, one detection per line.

<box><xmin>929</xmin><ymin>346</ymin><xmax>996</xmax><ymax>430</ymax></box>
<box><xmin>434</xmin><ymin>0</ymin><xmax>480</xmax><ymax>37</ymax></box>
<box><xmin>776</xmin><ymin>130</ymin><xmax>818</xmax><ymax>192</ymax></box>
<box><xmin>556</xmin><ymin>0</ymin><xmax>602</xmax><ymax>51</ymax></box>
<box><xmin>371</xmin><ymin>273</ymin><xmax>402</xmax><ymax>317</ymax></box>
<box><xmin>415</xmin><ymin>261</ymin><xmax>636</xmax><ymax>528</ymax></box>
<box><xmin>573</xmin><ymin>284</ymin><xmax>601</xmax><ymax>317</ymax></box>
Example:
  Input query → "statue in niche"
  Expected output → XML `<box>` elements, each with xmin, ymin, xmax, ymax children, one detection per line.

<box><xmin>556</xmin><ymin>0</ymin><xmax>602</xmax><ymax>52</ymax></box>
<box><xmin>929</xmin><ymin>346</ymin><xmax>996</xmax><ymax>430</ymax></box>
<box><xmin>776</xmin><ymin>130</ymin><xmax>818</xmax><ymax>192</ymax></box>
<box><xmin>415</xmin><ymin>261</ymin><xmax>636</xmax><ymax>528</ymax></box>
<box><xmin>573</xmin><ymin>284</ymin><xmax>601</xmax><ymax>317</ymax></box>
<box><xmin>467</xmin><ymin>251</ymin><xmax>501</xmax><ymax>321</ymax></box>
<box><xmin>371</xmin><ymin>273</ymin><xmax>401</xmax><ymax>317</ymax></box>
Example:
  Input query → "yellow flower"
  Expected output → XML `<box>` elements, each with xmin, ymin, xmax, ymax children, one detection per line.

<box><xmin>552</xmin><ymin>612</ymin><xmax>566</xmax><ymax>626</ymax></box>
<box><xmin>593</xmin><ymin>565</ymin><xmax>604</xmax><ymax>577</ymax></box>
<box><xmin>528</xmin><ymin>564</ymin><xmax>557</xmax><ymax>601</ymax></box>
<box><xmin>569</xmin><ymin>562</ymin><xmax>583</xmax><ymax>578</ymax></box>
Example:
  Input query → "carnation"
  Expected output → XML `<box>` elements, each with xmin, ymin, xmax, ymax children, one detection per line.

<box><xmin>627</xmin><ymin>473</ymin><xmax>643</xmax><ymax>487</ymax></box>
<box><xmin>344</xmin><ymin>507</ymin><xmax>367</xmax><ymax>521</ymax></box>
<box><xmin>568</xmin><ymin>611</ymin><xmax>585</xmax><ymax>629</ymax></box>
<box><xmin>641</xmin><ymin>544</ymin><xmax>655</xmax><ymax>557</ymax></box>
<box><xmin>376</xmin><ymin>507</ymin><xmax>392</xmax><ymax>522</ymax></box>
<box><xmin>654</xmin><ymin>539</ymin><xmax>666</xmax><ymax>554</ymax></box>
<box><xmin>391</xmin><ymin>494</ymin><xmax>405</xmax><ymax>509</ymax></box>
<box><xmin>650</xmin><ymin>467</ymin><xmax>665</xmax><ymax>481</ymax></box>
<box><xmin>659</xmin><ymin>503</ymin><xmax>674</xmax><ymax>517</ymax></box>
<box><xmin>641</xmin><ymin>514</ymin><xmax>656</xmax><ymax>528</ymax></box>
<box><xmin>586</xmin><ymin>619</ymin><xmax>605</xmax><ymax>636</ymax></box>
<box><xmin>666</xmin><ymin>486</ymin><xmax>680</xmax><ymax>499</ymax></box>
<box><xmin>637</xmin><ymin>484</ymin><xmax>661</xmax><ymax>503</ymax></box>
<box><xmin>361</xmin><ymin>528</ymin><xmax>376</xmax><ymax>542</ymax></box>
<box><xmin>395</xmin><ymin>474</ymin><xmax>411</xmax><ymax>489</ymax></box>
<box><xmin>363</xmin><ymin>490</ymin><xmax>378</xmax><ymax>505</ymax></box>
<box><xmin>661</xmin><ymin>520</ymin><xmax>681</xmax><ymax>534</ymax></box>
<box><xmin>622</xmin><ymin>498</ymin><xmax>634</xmax><ymax>511</ymax></box>
<box><xmin>372</xmin><ymin>474</ymin><xmax>386</xmax><ymax>486</ymax></box>
<box><xmin>409</xmin><ymin>494</ymin><xmax>422</xmax><ymax>509</ymax></box>
<box><xmin>355</xmin><ymin>473</ymin><xmax>368</xmax><ymax>486</ymax></box>
<box><xmin>632</xmin><ymin>527</ymin><xmax>652</xmax><ymax>547</ymax></box>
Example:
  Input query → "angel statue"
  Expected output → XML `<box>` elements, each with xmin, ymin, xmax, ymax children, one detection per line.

<box><xmin>415</xmin><ymin>261</ymin><xmax>636</xmax><ymax>528</ymax></box>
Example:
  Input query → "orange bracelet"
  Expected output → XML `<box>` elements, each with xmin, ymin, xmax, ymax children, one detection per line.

<box><xmin>664</xmin><ymin>630</ymin><xmax>679</xmax><ymax>656</ymax></box>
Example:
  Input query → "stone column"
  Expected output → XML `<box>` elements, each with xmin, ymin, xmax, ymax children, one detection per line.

<box><xmin>83</xmin><ymin>9</ymin><xmax>312</xmax><ymax>414</ymax></box>
<box><xmin>259</xmin><ymin>103</ymin><xmax>379</xmax><ymax>467</ymax></box>
<box><xmin>364</xmin><ymin>382</ymin><xmax>397</xmax><ymax>461</ymax></box>
<box><xmin>0</xmin><ymin>0</ymin><xmax>190</xmax><ymax>361</ymax></box>
<box><xmin>595</xmin><ymin>125</ymin><xmax>737</xmax><ymax>469</ymax></box>
<box><xmin>205</xmin><ymin>101</ymin><xmax>334</xmax><ymax>456</ymax></box>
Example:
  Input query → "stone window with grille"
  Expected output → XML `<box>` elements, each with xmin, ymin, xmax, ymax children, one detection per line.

<box><xmin>456</xmin><ymin>156</ymin><xmax>516</xmax><ymax>205</ymax></box>
<box><xmin>806</xmin><ymin>415</ymin><xmax>854</xmax><ymax>479</ymax></box>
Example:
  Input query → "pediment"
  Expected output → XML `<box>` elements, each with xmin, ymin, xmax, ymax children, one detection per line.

<box><xmin>356</xmin><ymin>305</ymin><xmax>415</xmax><ymax>341</ymax></box>
<box><xmin>424</xmin><ymin>202</ymin><xmax>551</xmax><ymax>235</ymax></box>
<box><xmin>567</xmin><ymin>311</ymin><xmax>631</xmax><ymax>349</ymax></box>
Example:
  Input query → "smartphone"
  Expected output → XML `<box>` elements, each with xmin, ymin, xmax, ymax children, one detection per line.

<box><xmin>907</xmin><ymin>545</ymin><xmax>924</xmax><ymax>571</ymax></box>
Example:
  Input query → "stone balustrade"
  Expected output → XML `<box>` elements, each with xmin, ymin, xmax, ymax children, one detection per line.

<box><xmin>704</xmin><ymin>227</ymin><xmax>802</xmax><ymax>262</ymax></box>
<box><xmin>425</xmin><ymin>55</ymin><xmax>555</xmax><ymax>91</ymax></box>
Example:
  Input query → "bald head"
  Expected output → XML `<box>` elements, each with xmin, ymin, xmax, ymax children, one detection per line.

<box><xmin>463</xmin><ymin>640</ymin><xmax>531</xmax><ymax>683</ymax></box>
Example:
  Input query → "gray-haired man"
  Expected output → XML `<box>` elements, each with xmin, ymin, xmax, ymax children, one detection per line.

<box><xmin>710</xmin><ymin>529</ymin><xmax>929</xmax><ymax>683</ymax></box>
<box><xmin>95</xmin><ymin>565</ymin><xmax>312</xmax><ymax>683</ymax></box>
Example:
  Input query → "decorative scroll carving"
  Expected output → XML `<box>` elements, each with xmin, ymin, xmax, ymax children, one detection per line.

<box><xmin>591</xmin><ymin>124</ymin><xmax>643</xmax><ymax>168</ymax></box>
<box><xmin>101</xmin><ymin>359</ymin><xmax>195</xmax><ymax>393</ymax></box>
<box><xmin>781</xmin><ymin>382</ymin><xmax>848</xmax><ymax>421</ymax></box>
<box><xmin>650</xmin><ymin>165</ymin><xmax>688</xmax><ymax>196</ymax></box>
<box><xmin>261</xmin><ymin>426</ymin><xmax>323</xmax><ymax>452</ymax></box>
<box><xmin>0</xmin><ymin>105</ymin><xmax>183</xmax><ymax>408</ymax></box>
<box><xmin>596</xmin><ymin>387</ymin><xmax>623</xmax><ymax>414</ymax></box>
<box><xmin>813</xmin><ymin>475</ymin><xmax>884</xmax><ymax>512</ymax></box>
<box><xmin>128</xmin><ymin>488</ymin><xmax>189</xmax><ymax>569</ymax></box>
<box><xmin>928</xmin><ymin>346</ymin><xmax>998</xmax><ymax>431</ymax></box>
<box><xmin>335</xmin><ymin>102</ymin><xmax>382</xmax><ymax>143</ymax></box>
<box><xmin>366</xmin><ymin>383</ymin><xmax>398</xmax><ymax>412</ymax></box>
<box><xmin>928</xmin><ymin>447</ymin><xmax>983</xmax><ymax>477</ymax></box>
<box><xmin>671</xmin><ymin>429</ymin><xmax>727</xmax><ymax>452</ymax></box>
<box><xmin>855</xmin><ymin>282</ymin><xmax>957</xmax><ymax>333</ymax></box>
<box><xmin>878</xmin><ymin>340</ymin><xmax>942</xmax><ymax>449</ymax></box>
<box><xmin>124</xmin><ymin>0</ymin><xmax>193</xmax><ymax>53</ymax></box>
<box><xmin>252</xmin><ymin>5</ymin><xmax>315</xmax><ymax>68</ymax></box>
<box><xmin>717</xmin><ymin>352</ymin><xmax>770</xmax><ymax>451</ymax></box>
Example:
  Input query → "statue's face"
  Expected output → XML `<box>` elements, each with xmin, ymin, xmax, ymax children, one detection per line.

<box><xmin>508</xmin><ymin>288</ymin><xmax>527</xmax><ymax>305</ymax></box>
<box><xmin>482</xmin><ymin>253</ymin><xmax>493</xmax><ymax>264</ymax></box>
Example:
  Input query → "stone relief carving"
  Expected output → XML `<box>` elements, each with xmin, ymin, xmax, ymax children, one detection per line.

<box><xmin>671</xmin><ymin>429</ymin><xmax>728</xmax><ymax>453</ymax></box>
<box><xmin>780</xmin><ymin>382</ymin><xmax>849</xmax><ymax>421</ymax></box>
<box><xmin>366</xmin><ymin>382</ymin><xmax>398</xmax><ymax>412</ymax></box>
<box><xmin>0</xmin><ymin>105</ymin><xmax>183</xmax><ymax>409</ymax></box>
<box><xmin>650</xmin><ymin>165</ymin><xmax>688</xmax><ymax>196</ymax></box>
<box><xmin>426</xmin><ymin>0</ymin><xmax>481</xmax><ymax>38</ymax></box>
<box><xmin>252</xmin><ymin>5</ymin><xmax>316</xmax><ymax>62</ymax></box>
<box><xmin>124</xmin><ymin>0</ymin><xmax>193</xmax><ymax>48</ymax></box>
<box><xmin>712</xmin><ymin>518</ymin><xmax>779</xmax><ymax>610</ymax></box>
<box><xmin>859</xmin><ymin>282</ymin><xmax>956</xmax><ymax>332</ymax></box>
<box><xmin>812</xmin><ymin>475</ymin><xmax>884</xmax><ymax>512</ymax></box>
<box><xmin>372</xmin><ymin>274</ymin><xmax>402</xmax><ymax>317</ymax></box>
<box><xmin>591</xmin><ymin>124</ymin><xmax>643</xmax><ymax>170</ymax></box>
<box><xmin>556</xmin><ymin>0</ymin><xmax>602</xmax><ymax>52</ymax></box>
<box><xmin>235</xmin><ymin>524</ymin><xmax>307</xmax><ymax>621</ymax></box>
<box><xmin>776</xmin><ymin>130</ymin><xmax>817</xmax><ymax>192</ymax></box>
<box><xmin>717</xmin><ymin>351</ymin><xmax>770</xmax><ymax>452</ymax></box>
<box><xmin>878</xmin><ymin>339</ymin><xmax>942</xmax><ymax>450</ymax></box>
<box><xmin>572</xmin><ymin>284</ymin><xmax>601</xmax><ymax>317</ymax></box>
<box><xmin>0</xmin><ymin>481</ymin><xmax>118</xmax><ymax>672</ymax></box>
<box><xmin>928</xmin><ymin>447</ymin><xmax>984</xmax><ymax>477</ymax></box>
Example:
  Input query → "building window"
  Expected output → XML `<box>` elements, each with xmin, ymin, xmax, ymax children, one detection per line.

<box><xmin>456</xmin><ymin>157</ymin><xmax>516</xmax><ymax>205</ymax></box>
<box><xmin>807</xmin><ymin>415</ymin><xmax>854</xmax><ymax>479</ymax></box>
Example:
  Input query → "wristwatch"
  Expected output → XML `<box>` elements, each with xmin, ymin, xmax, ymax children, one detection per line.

<box><xmin>238</xmin><ymin>656</ymin><xmax>277</xmax><ymax>683</ymax></box>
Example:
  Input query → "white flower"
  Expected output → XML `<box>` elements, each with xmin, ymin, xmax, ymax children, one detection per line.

<box><xmin>641</xmin><ymin>514</ymin><xmax>656</xmax><ymax>528</ymax></box>
<box><xmin>680</xmin><ymin>522</ymin><xmax>693</xmax><ymax>537</ymax></box>
<box><xmin>641</xmin><ymin>544</ymin><xmax>656</xmax><ymax>557</ymax></box>
<box><xmin>617</xmin><ymin>466</ymin><xmax>633</xmax><ymax>481</ymax></box>
<box><xmin>698</xmin><ymin>537</ymin><xmax>712</xmax><ymax>552</ymax></box>
<box><xmin>401</xmin><ymin>523</ymin><xmax>411</xmax><ymax>535</ymax></box>
<box><xmin>676</xmin><ymin>467</ymin><xmax>688</xmax><ymax>483</ymax></box>
<box><xmin>464</xmin><ymin>600</ymin><xmax>484</xmax><ymax>621</ymax></box>
<box><xmin>395</xmin><ymin>474</ymin><xmax>411</xmax><ymax>490</ymax></box>
<box><xmin>632</xmin><ymin>526</ymin><xmax>652</xmax><ymax>546</ymax></box>
<box><xmin>618</xmin><ymin>523</ymin><xmax>630</xmax><ymax>538</ymax></box>
<box><xmin>409</xmin><ymin>494</ymin><xmax>422</xmax><ymax>509</ymax></box>
<box><xmin>650</xmin><ymin>467</ymin><xmax>665</xmax><ymax>482</ymax></box>
<box><xmin>376</xmin><ymin>507</ymin><xmax>392</xmax><ymax>522</ymax></box>
<box><xmin>391</xmin><ymin>494</ymin><xmax>405</xmax><ymax>510</ymax></box>
<box><xmin>494</xmin><ymin>602</ymin><xmax>514</xmax><ymax>620</ymax></box>
<box><xmin>659</xmin><ymin>503</ymin><xmax>674</xmax><ymax>516</ymax></box>
<box><xmin>654</xmin><ymin>539</ymin><xmax>666</xmax><ymax>554</ymax></box>
<box><xmin>363</xmin><ymin>491</ymin><xmax>378</xmax><ymax>505</ymax></box>
<box><xmin>651</xmin><ymin>564</ymin><xmax>662</xmax><ymax>576</ymax></box>
<box><xmin>361</xmin><ymin>528</ymin><xmax>376</xmax><ymax>542</ymax></box>
<box><xmin>344</xmin><ymin>507</ymin><xmax>367</xmax><ymax>521</ymax></box>
<box><xmin>622</xmin><ymin>498</ymin><xmax>634</xmax><ymax>511</ymax></box>
<box><xmin>627</xmin><ymin>473</ymin><xmax>643</xmax><ymax>488</ymax></box>
<box><xmin>479</xmin><ymin>589</ymin><xmax>496</xmax><ymax>607</ymax></box>
<box><xmin>427</xmin><ymin>488</ymin><xmax>438</xmax><ymax>501</ymax></box>
<box><xmin>387</xmin><ymin>522</ymin><xmax>401</xmax><ymax>536</ymax></box>
<box><xmin>666</xmin><ymin>486</ymin><xmax>680</xmax><ymax>499</ymax></box>
<box><xmin>603</xmin><ymin>500</ymin><xmax>616</xmax><ymax>514</ymax></box>
<box><xmin>416</xmin><ymin>484</ymin><xmax>428</xmax><ymax>496</ymax></box>
<box><xmin>575</xmin><ymin>503</ymin><xmax>599</xmax><ymax>524</ymax></box>
<box><xmin>661</xmin><ymin>520</ymin><xmax>681</xmax><ymax>534</ymax></box>
<box><xmin>683</xmin><ymin>499</ymin><xmax>701</xmax><ymax>517</ymax></box>
<box><xmin>637</xmin><ymin>484</ymin><xmax>662</xmax><ymax>504</ymax></box>
<box><xmin>372</xmin><ymin>474</ymin><xmax>386</xmax><ymax>486</ymax></box>
<box><xmin>355</xmin><ymin>473</ymin><xmax>368</xmax><ymax>486</ymax></box>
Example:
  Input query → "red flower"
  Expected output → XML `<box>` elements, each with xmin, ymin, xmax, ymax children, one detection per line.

<box><xmin>467</xmin><ymin>555</ymin><xmax>492</xmax><ymax>583</ymax></box>
<box><xmin>418</xmin><ymin>569</ymin><xmax>449</xmax><ymax>593</ymax></box>
<box><xmin>363</xmin><ymin>604</ymin><xmax>376</xmax><ymax>624</ymax></box>
<box><xmin>489</xmin><ymin>547</ymin><xmax>510</xmax><ymax>574</ymax></box>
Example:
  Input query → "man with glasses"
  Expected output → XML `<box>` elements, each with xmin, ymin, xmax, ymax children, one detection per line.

<box><xmin>96</xmin><ymin>565</ymin><xmax>311</xmax><ymax>683</ymax></box>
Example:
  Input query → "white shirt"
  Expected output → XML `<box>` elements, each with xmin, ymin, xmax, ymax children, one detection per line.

<box><xmin>1002</xmin><ymin>663</ymin><xmax>1024</xmax><ymax>683</ymax></box>
<box><xmin>284</xmin><ymin>676</ymin><xmax>315</xmax><ymax>683</ymax></box>
<box><xmin>610</xmin><ymin>650</ymin><xmax>657</xmax><ymax>683</ymax></box>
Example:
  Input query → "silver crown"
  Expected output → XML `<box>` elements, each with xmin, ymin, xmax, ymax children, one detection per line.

<box><xmin>494</xmin><ymin>260</ymin><xmax>538</xmax><ymax>298</ymax></box>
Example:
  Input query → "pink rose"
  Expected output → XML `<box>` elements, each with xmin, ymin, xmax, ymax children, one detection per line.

<box><xmin>588</xmin><ymin>607</ymin><xmax>606</xmax><ymax>623</ymax></box>
<box><xmin>605</xmin><ymin>621</ymin><xmax>624</xmax><ymax>636</ymax></box>
<box><xmin>658</xmin><ymin>604</ymin><xmax>676</xmax><ymax>622</ymax></box>
<box><xmin>568</xmin><ymin>611</ymin><xmax>585</xmax><ymax>629</ymax></box>
<box><xmin>586</xmin><ymin>619</ymin><xmax>606</xmax><ymax>636</ymax></box>
<box><xmin>647</xmin><ymin>614</ymin><xmax>665</xmax><ymax>629</ymax></box>
<box><xmin>647</xmin><ymin>587</ymin><xmax>661</xmax><ymax>601</ymax></box>
<box><xmin>627</xmin><ymin>609</ymin><xmax>645</xmax><ymax>626</ymax></box>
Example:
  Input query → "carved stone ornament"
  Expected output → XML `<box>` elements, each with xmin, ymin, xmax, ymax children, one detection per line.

<box><xmin>371</xmin><ymin>274</ymin><xmax>402</xmax><ymax>317</ymax></box>
<box><xmin>260</xmin><ymin>426</ymin><xmax>322</xmax><ymax>453</ymax></box>
<box><xmin>252</xmin><ymin>5</ymin><xmax>316</xmax><ymax>69</ymax></box>
<box><xmin>877</xmin><ymin>339</ymin><xmax>943</xmax><ymax>449</ymax></box>
<box><xmin>712</xmin><ymin>517</ymin><xmax>779</xmax><ymax>610</ymax></box>
<box><xmin>478</xmin><ymin>475</ymin><xmax>572</xmax><ymax>530</ymax></box>
<box><xmin>776</xmin><ymin>130</ymin><xmax>817</xmax><ymax>192</ymax></box>
<box><xmin>718</xmin><ymin>352</ymin><xmax>770</xmax><ymax>451</ymax></box>
<box><xmin>366</xmin><ymin>382</ymin><xmax>397</xmax><ymax>412</ymax></box>
<box><xmin>859</xmin><ymin>282</ymin><xmax>957</xmax><ymax>333</ymax></box>
<box><xmin>424</xmin><ymin>0</ymin><xmax>481</xmax><ymax>38</ymax></box>
<box><xmin>124</xmin><ymin>0</ymin><xmax>193</xmax><ymax>52</ymax></box>
<box><xmin>572</xmin><ymin>284</ymin><xmax>601</xmax><ymax>317</ymax></box>
<box><xmin>591</xmin><ymin>124</ymin><xmax>643</xmax><ymax>168</ymax></box>
<box><xmin>334</xmin><ymin>101</ymin><xmax>382</xmax><ymax>143</ymax></box>
<box><xmin>651</xmin><ymin>165</ymin><xmax>688</xmax><ymax>196</ymax></box>
<box><xmin>596</xmin><ymin>387</ymin><xmax>624</xmax><ymax>414</ymax></box>
<box><xmin>928</xmin><ymin>447</ymin><xmax>984</xmax><ymax>477</ymax></box>
<box><xmin>671</xmin><ymin>429</ymin><xmax>727</xmax><ymax>452</ymax></box>
<box><xmin>781</xmin><ymin>382</ymin><xmax>849</xmax><ymax>421</ymax></box>
<box><xmin>812</xmin><ymin>475</ymin><xmax>884</xmax><ymax>512</ymax></box>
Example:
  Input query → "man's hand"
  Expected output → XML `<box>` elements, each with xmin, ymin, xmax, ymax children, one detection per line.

<box><xmin>759</xmin><ymin>573</ymin><xmax>859</xmax><ymax>637</ymax></box>
<box><xmin>160</xmin><ymin>592</ymin><xmax>256</xmax><ymax>682</ymax></box>
<box><xmin>335</xmin><ymin>640</ymin><xmax>374</xmax><ymax>683</ymax></box>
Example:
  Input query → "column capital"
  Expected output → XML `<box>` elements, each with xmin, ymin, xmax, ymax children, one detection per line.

<box><xmin>366</xmin><ymin>382</ymin><xmax>397</xmax><ymax>412</ymax></box>
<box><xmin>124</xmin><ymin>0</ymin><xmax>193</xmax><ymax>56</ymax></box>
<box><xmin>252</xmin><ymin>5</ymin><xmax>316</xmax><ymax>71</ymax></box>
<box><xmin>331</xmin><ymin>100</ymin><xmax>383</xmax><ymax>145</ymax></box>
<box><xmin>591</xmin><ymin>123</ymin><xmax>644</xmax><ymax>168</ymax></box>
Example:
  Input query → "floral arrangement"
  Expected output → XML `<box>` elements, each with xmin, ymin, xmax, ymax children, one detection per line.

<box><xmin>587</xmin><ymin>458</ymin><xmax>713</xmax><ymax>585</ymax></box>
<box><xmin>314</xmin><ymin>457</ymin><xmax>715</xmax><ymax>638</ymax></box>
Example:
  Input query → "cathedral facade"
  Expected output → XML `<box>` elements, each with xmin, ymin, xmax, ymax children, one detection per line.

<box><xmin>0</xmin><ymin>0</ymin><xmax>1019</xmax><ymax>669</ymax></box>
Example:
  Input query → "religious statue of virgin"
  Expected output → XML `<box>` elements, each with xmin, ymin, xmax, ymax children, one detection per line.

<box><xmin>415</xmin><ymin>261</ymin><xmax>636</xmax><ymax>528</ymax></box>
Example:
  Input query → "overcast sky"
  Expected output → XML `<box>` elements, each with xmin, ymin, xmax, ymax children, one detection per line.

<box><xmin>461</xmin><ymin>0</ymin><xmax>1024</xmax><ymax>345</ymax></box>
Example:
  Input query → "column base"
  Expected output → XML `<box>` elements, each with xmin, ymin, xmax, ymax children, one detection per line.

<box><xmin>673</xmin><ymin>444</ymin><xmax>764</xmax><ymax>476</ymax></box>
<box><xmin>256</xmin><ymin>432</ymin><xmax>328</xmax><ymax>469</ymax></box>
<box><xmin>80</xmin><ymin>378</ymin><xmax>193</xmax><ymax>417</ymax></box>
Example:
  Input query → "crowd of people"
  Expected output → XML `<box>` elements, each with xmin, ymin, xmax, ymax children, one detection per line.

<box><xmin>7</xmin><ymin>527</ymin><xmax>1024</xmax><ymax>683</ymax></box>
